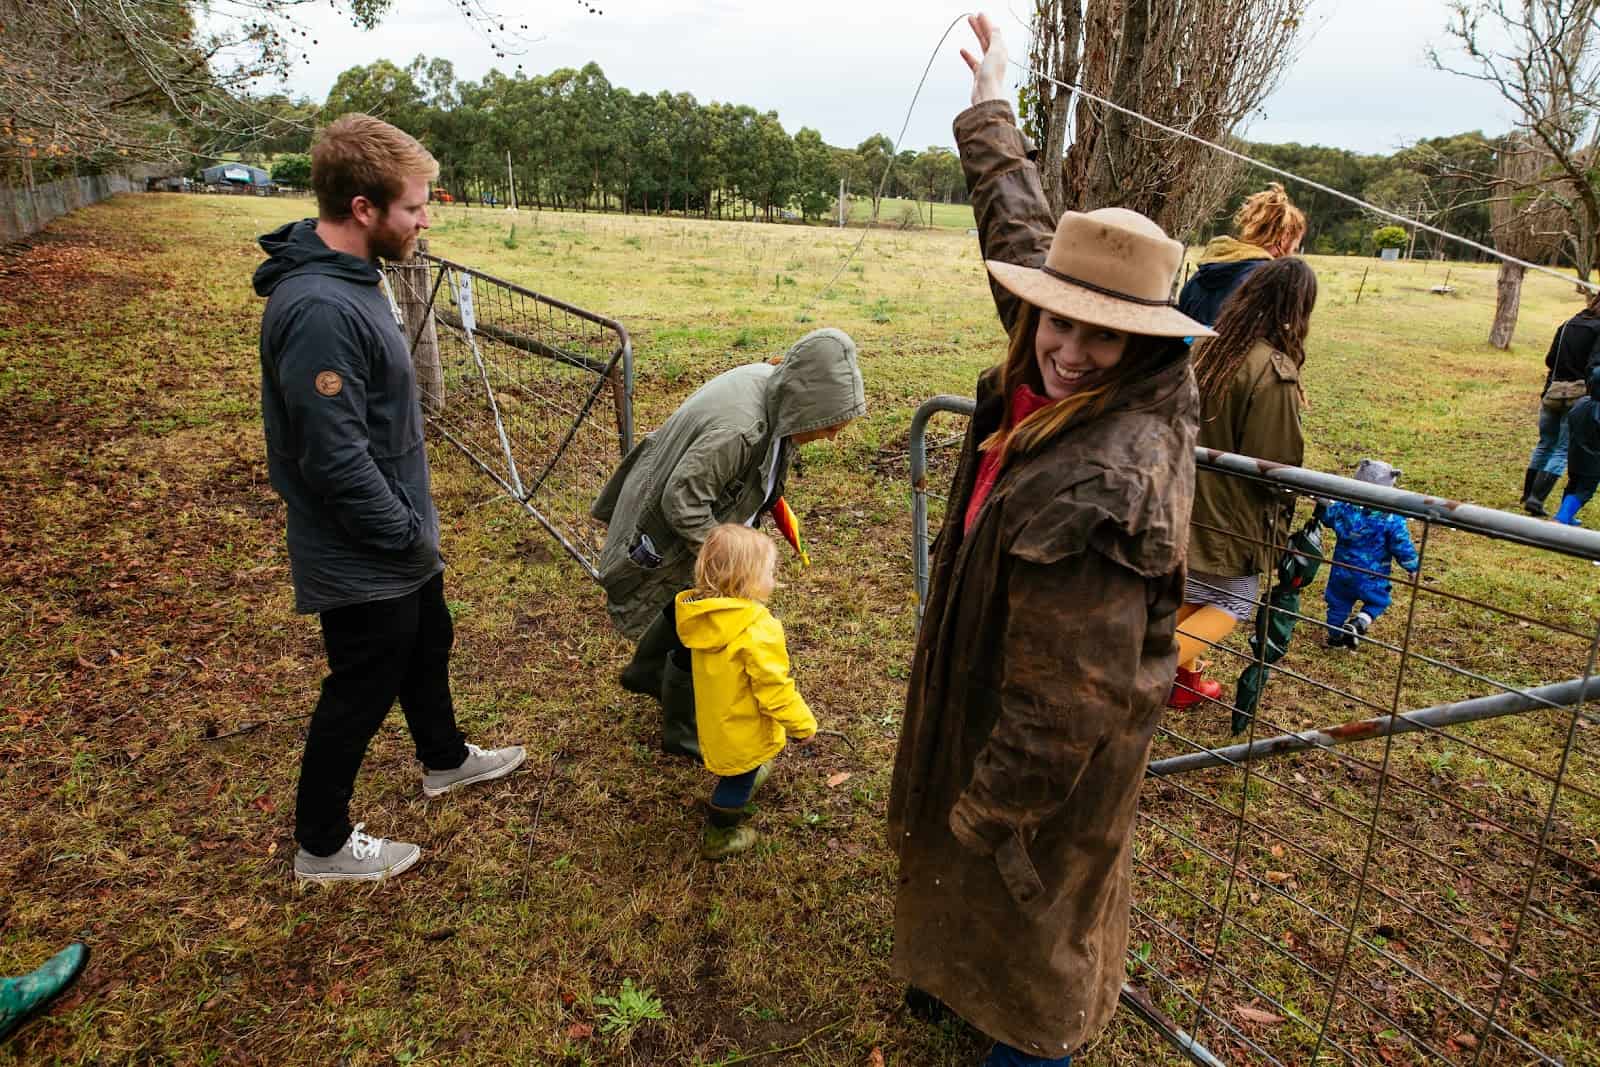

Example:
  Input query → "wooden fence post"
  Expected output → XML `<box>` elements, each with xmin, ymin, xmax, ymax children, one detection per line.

<box><xmin>394</xmin><ymin>237</ymin><xmax>444</xmax><ymax>415</ymax></box>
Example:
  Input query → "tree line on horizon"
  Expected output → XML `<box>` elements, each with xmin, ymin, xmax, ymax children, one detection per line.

<box><xmin>234</xmin><ymin>55</ymin><xmax>1523</xmax><ymax>260</ymax></box>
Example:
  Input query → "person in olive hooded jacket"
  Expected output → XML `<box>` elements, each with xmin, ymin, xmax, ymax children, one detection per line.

<box><xmin>592</xmin><ymin>328</ymin><xmax>864</xmax><ymax>753</ymax></box>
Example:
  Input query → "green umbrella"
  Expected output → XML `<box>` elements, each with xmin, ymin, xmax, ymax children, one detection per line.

<box><xmin>1233</xmin><ymin>509</ymin><xmax>1326</xmax><ymax>736</ymax></box>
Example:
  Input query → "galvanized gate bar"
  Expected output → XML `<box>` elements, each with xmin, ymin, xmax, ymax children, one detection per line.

<box><xmin>908</xmin><ymin>395</ymin><xmax>1600</xmax><ymax>612</ymax></box>
<box><xmin>1146</xmin><ymin>676</ymin><xmax>1600</xmax><ymax>777</ymax></box>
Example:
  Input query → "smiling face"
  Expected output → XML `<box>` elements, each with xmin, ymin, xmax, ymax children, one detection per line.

<box><xmin>1032</xmin><ymin>311</ymin><xmax>1130</xmax><ymax>400</ymax></box>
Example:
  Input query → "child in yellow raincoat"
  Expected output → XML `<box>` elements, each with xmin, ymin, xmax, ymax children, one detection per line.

<box><xmin>675</xmin><ymin>525</ymin><xmax>816</xmax><ymax>859</ymax></box>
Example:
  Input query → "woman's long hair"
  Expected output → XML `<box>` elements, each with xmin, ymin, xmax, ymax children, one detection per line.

<box><xmin>980</xmin><ymin>302</ymin><xmax>1187</xmax><ymax>465</ymax></box>
<box><xmin>1191</xmin><ymin>257</ymin><xmax>1318</xmax><ymax>410</ymax></box>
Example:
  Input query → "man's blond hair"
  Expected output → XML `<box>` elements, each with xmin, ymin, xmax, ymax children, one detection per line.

<box><xmin>311</xmin><ymin>113</ymin><xmax>439</xmax><ymax>220</ymax></box>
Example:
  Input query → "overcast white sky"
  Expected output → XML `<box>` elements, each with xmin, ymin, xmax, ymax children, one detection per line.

<box><xmin>271</xmin><ymin>0</ymin><xmax>1518</xmax><ymax>156</ymax></box>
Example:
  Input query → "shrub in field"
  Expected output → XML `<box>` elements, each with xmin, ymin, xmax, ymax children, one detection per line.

<box><xmin>503</xmin><ymin>223</ymin><xmax>518</xmax><ymax>250</ymax></box>
<box><xmin>270</xmin><ymin>153</ymin><xmax>310</xmax><ymax>186</ymax></box>
<box><xmin>1372</xmin><ymin>225</ymin><xmax>1408</xmax><ymax>251</ymax></box>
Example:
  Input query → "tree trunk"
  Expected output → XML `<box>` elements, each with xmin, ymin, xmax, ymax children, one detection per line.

<box><xmin>1489</xmin><ymin>261</ymin><xmax>1525</xmax><ymax>350</ymax></box>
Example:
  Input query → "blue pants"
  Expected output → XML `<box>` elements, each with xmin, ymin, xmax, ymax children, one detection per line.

<box><xmin>1324</xmin><ymin>567</ymin><xmax>1392</xmax><ymax>632</ymax></box>
<box><xmin>982</xmin><ymin>1044</ymin><xmax>1071</xmax><ymax>1066</ymax></box>
<box><xmin>710</xmin><ymin>766</ymin><xmax>762</xmax><ymax>809</ymax></box>
<box><xmin>1530</xmin><ymin>403</ymin><xmax>1571</xmax><ymax>476</ymax></box>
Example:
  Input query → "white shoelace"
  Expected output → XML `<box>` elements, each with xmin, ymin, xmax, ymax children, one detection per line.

<box><xmin>464</xmin><ymin>743</ymin><xmax>488</xmax><ymax>760</ymax></box>
<box><xmin>347</xmin><ymin>823</ymin><xmax>382</xmax><ymax>861</ymax></box>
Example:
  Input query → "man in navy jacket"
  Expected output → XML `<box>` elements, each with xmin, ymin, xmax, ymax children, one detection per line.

<box><xmin>255</xmin><ymin>114</ymin><xmax>524</xmax><ymax>883</ymax></box>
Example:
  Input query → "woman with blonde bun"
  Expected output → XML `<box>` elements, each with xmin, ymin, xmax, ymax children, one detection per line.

<box><xmin>1178</xmin><ymin>182</ymin><xmax>1307</xmax><ymax>327</ymax></box>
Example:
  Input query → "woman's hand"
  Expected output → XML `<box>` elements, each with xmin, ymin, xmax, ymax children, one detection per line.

<box><xmin>960</xmin><ymin>13</ymin><xmax>1009</xmax><ymax>107</ymax></box>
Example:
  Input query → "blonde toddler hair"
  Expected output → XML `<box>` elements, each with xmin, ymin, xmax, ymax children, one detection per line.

<box><xmin>694</xmin><ymin>524</ymin><xmax>778</xmax><ymax>602</ymax></box>
<box><xmin>1236</xmin><ymin>182</ymin><xmax>1306</xmax><ymax>253</ymax></box>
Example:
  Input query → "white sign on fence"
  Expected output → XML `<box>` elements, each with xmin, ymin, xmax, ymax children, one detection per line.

<box><xmin>458</xmin><ymin>274</ymin><xmax>476</xmax><ymax>333</ymax></box>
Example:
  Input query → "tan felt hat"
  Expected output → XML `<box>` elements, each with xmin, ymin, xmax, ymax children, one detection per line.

<box><xmin>986</xmin><ymin>207</ymin><xmax>1216</xmax><ymax>338</ymax></box>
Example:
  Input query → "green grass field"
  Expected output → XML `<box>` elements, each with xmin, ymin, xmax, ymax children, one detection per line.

<box><xmin>1</xmin><ymin>193</ymin><xmax>1597</xmax><ymax>1066</ymax></box>
<box><xmin>846</xmin><ymin>197</ymin><xmax>977</xmax><ymax>230</ymax></box>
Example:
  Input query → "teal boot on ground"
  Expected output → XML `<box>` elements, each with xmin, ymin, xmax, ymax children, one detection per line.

<box><xmin>0</xmin><ymin>942</ymin><xmax>89</xmax><ymax>1043</ymax></box>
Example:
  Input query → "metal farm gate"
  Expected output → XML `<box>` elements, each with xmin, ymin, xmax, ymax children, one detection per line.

<box><xmin>909</xmin><ymin>396</ymin><xmax>1600</xmax><ymax>1066</ymax></box>
<box><xmin>382</xmin><ymin>244</ymin><xmax>633</xmax><ymax>578</ymax></box>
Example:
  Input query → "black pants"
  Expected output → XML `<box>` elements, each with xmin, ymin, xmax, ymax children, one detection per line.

<box><xmin>294</xmin><ymin>573</ymin><xmax>468</xmax><ymax>856</ymax></box>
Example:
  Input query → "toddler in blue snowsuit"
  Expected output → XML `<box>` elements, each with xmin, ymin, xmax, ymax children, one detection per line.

<box><xmin>1321</xmin><ymin>460</ymin><xmax>1420</xmax><ymax>649</ymax></box>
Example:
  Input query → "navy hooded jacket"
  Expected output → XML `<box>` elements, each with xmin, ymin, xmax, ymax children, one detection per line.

<box><xmin>254</xmin><ymin>219</ymin><xmax>442</xmax><ymax>613</ymax></box>
<box><xmin>1176</xmin><ymin>236</ymin><xmax>1272</xmax><ymax>326</ymax></box>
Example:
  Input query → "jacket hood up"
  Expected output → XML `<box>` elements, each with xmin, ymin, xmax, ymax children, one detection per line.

<box><xmin>675</xmin><ymin>595</ymin><xmax>765</xmax><ymax>652</ymax></box>
<box><xmin>253</xmin><ymin>218</ymin><xmax>381</xmax><ymax>297</ymax></box>
<box><xmin>766</xmin><ymin>327</ymin><xmax>867</xmax><ymax>439</ymax></box>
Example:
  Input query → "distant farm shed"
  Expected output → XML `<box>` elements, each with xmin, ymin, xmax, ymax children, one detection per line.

<box><xmin>200</xmin><ymin>163</ymin><xmax>270</xmax><ymax>187</ymax></box>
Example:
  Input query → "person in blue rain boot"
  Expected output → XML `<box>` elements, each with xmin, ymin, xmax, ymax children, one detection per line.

<box><xmin>1554</xmin><ymin>369</ymin><xmax>1600</xmax><ymax>527</ymax></box>
<box><xmin>1320</xmin><ymin>460</ymin><xmax>1420</xmax><ymax>649</ymax></box>
<box><xmin>0</xmin><ymin>943</ymin><xmax>89</xmax><ymax>1043</ymax></box>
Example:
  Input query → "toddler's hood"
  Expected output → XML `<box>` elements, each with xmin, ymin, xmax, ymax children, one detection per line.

<box><xmin>675</xmin><ymin>593</ymin><xmax>764</xmax><ymax>652</ymax></box>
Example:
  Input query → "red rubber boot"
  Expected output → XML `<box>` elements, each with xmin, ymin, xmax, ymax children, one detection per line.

<box><xmin>1167</xmin><ymin>665</ymin><xmax>1223</xmax><ymax>710</ymax></box>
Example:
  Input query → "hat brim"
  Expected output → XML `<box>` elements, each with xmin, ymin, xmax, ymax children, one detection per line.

<box><xmin>986</xmin><ymin>260</ymin><xmax>1216</xmax><ymax>339</ymax></box>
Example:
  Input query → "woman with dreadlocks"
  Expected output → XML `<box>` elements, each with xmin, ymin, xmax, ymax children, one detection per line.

<box><xmin>1172</xmin><ymin>256</ymin><xmax>1318</xmax><ymax>709</ymax></box>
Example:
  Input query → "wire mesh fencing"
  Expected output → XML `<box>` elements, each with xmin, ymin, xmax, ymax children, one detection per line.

<box><xmin>908</xmin><ymin>395</ymin><xmax>1600</xmax><ymax>1066</ymax></box>
<box><xmin>381</xmin><ymin>245</ymin><xmax>632</xmax><ymax>578</ymax></box>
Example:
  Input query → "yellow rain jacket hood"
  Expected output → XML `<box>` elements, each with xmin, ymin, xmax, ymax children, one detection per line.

<box><xmin>674</xmin><ymin>591</ymin><xmax>816</xmax><ymax>777</ymax></box>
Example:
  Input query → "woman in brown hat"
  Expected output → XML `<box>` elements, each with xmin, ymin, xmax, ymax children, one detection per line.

<box><xmin>887</xmin><ymin>14</ymin><xmax>1212</xmax><ymax>1066</ymax></box>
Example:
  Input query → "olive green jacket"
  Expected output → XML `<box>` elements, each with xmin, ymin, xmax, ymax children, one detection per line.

<box><xmin>1188</xmin><ymin>338</ymin><xmax>1305</xmax><ymax>576</ymax></box>
<box><xmin>591</xmin><ymin>328</ymin><xmax>865</xmax><ymax>639</ymax></box>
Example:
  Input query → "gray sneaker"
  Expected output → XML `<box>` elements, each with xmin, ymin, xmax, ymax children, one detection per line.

<box><xmin>422</xmin><ymin>742</ymin><xmax>527</xmax><ymax>798</ymax></box>
<box><xmin>293</xmin><ymin>824</ymin><xmax>420</xmax><ymax>884</ymax></box>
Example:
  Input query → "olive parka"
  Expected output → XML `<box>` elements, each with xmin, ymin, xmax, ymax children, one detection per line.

<box><xmin>1187</xmin><ymin>339</ymin><xmax>1304</xmax><ymax>577</ymax></box>
<box><xmin>887</xmin><ymin>99</ymin><xmax>1199</xmax><ymax>1059</ymax></box>
<box><xmin>591</xmin><ymin>328</ymin><xmax>865</xmax><ymax>639</ymax></box>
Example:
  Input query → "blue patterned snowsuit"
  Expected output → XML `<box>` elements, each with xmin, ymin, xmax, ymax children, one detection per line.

<box><xmin>1321</xmin><ymin>503</ymin><xmax>1420</xmax><ymax>633</ymax></box>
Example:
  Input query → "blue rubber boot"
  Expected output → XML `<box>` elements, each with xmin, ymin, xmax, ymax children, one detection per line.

<box><xmin>1554</xmin><ymin>494</ymin><xmax>1586</xmax><ymax>526</ymax></box>
<box><xmin>0</xmin><ymin>943</ymin><xmax>89</xmax><ymax>1042</ymax></box>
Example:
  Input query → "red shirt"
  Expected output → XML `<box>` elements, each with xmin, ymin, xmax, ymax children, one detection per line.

<box><xmin>964</xmin><ymin>384</ymin><xmax>1056</xmax><ymax>533</ymax></box>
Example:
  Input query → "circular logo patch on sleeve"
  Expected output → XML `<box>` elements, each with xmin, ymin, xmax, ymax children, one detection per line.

<box><xmin>314</xmin><ymin>370</ymin><xmax>343</xmax><ymax>397</ymax></box>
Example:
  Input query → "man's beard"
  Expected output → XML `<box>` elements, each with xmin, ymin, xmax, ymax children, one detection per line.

<box><xmin>369</xmin><ymin>214</ymin><xmax>416</xmax><ymax>262</ymax></box>
<box><xmin>370</xmin><ymin>220</ymin><xmax>415</xmax><ymax>261</ymax></box>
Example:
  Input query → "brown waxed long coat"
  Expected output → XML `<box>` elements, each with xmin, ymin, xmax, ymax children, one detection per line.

<box><xmin>887</xmin><ymin>99</ymin><xmax>1198</xmax><ymax>1058</ymax></box>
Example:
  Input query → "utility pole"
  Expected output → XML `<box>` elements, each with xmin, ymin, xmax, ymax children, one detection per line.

<box><xmin>1407</xmin><ymin>198</ymin><xmax>1421</xmax><ymax>260</ymax></box>
<box><xmin>506</xmin><ymin>150</ymin><xmax>517</xmax><ymax>212</ymax></box>
<box><xmin>838</xmin><ymin>175</ymin><xmax>846</xmax><ymax>228</ymax></box>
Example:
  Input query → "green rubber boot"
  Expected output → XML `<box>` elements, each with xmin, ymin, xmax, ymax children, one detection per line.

<box><xmin>700</xmin><ymin>822</ymin><xmax>759</xmax><ymax>860</ymax></box>
<box><xmin>0</xmin><ymin>943</ymin><xmax>89</xmax><ymax>1043</ymax></box>
<box><xmin>619</xmin><ymin>603</ymin><xmax>680</xmax><ymax>699</ymax></box>
<box><xmin>659</xmin><ymin>649</ymin><xmax>702</xmax><ymax>761</ymax></box>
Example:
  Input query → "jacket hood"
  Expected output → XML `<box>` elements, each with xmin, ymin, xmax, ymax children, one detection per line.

<box><xmin>767</xmin><ymin>328</ymin><xmax>868</xmax><ymax>438</ymax></box>
<box><xmin>676</xmin><ymin>594</ymin><xmax>765</xmax><ymax>652</ymax></box>
<box><xmin>253</xmin><ymin>219</ymin><xmax>381</xmax><ymax>297</ymax></box>
<box><xmin>1198</xmin><ymin>236</ymin><xmax>1272</xmax><ymax>267</ymax></box>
